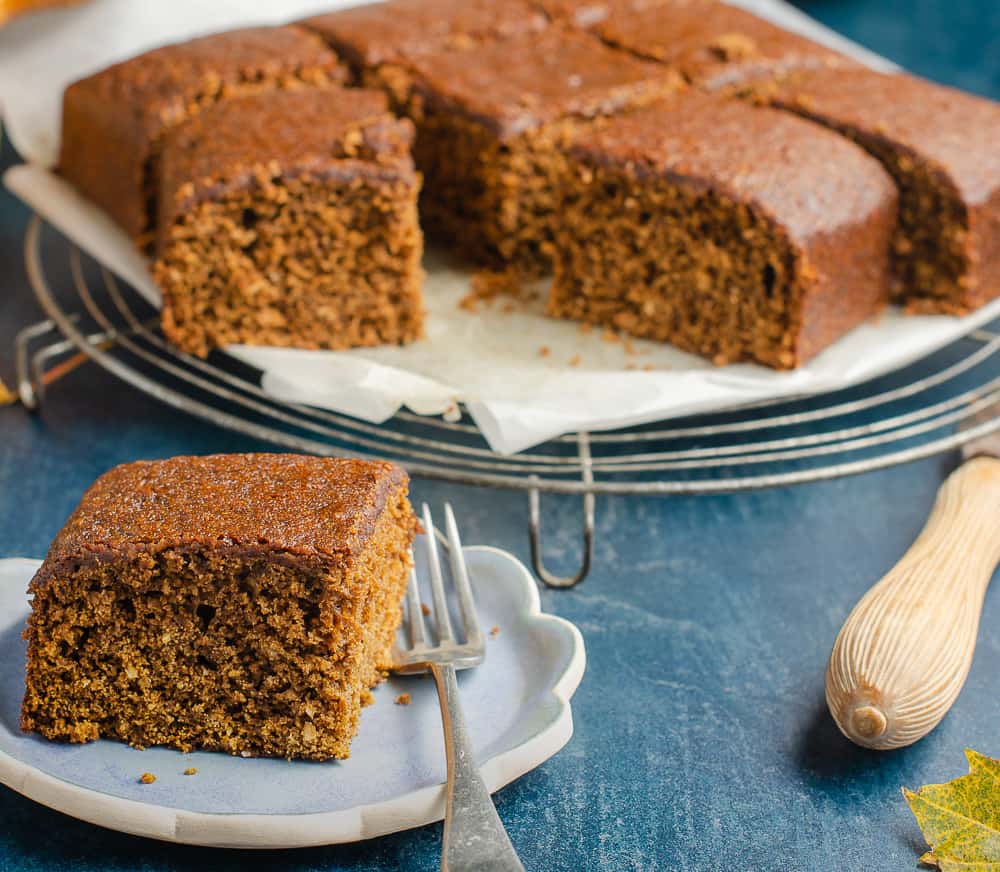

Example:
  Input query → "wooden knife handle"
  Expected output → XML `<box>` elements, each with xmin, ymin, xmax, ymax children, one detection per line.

<box><xmin>826</xmin><ymin>456</ymin><xmax>1000</xmax><ymax>750</ymax></box>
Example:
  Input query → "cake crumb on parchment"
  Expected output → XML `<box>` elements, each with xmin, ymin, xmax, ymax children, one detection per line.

<box><xmin>184</xmin><ymin>767</ymin><xmax>198</xmax><ymax>776</ymax></box>
<box><xmin>395</xmin><ymin>693</ymin><xmax>412</xmax><ymax>706</ymax></box>
<box><xmin>140</xmin><ymin>772</ymin><xmax>157</xmax><ymax>784</ymax></box>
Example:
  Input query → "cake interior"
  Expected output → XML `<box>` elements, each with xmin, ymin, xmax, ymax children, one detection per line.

<box><xmin>409</xmin><ymin>107</ymin><xmax>578</xmax><ymax>275</ymax></box>
<box><xmin>157</xmin><ymin>167</ymin><xmax>424</xmax><ymax>357</ymax></box>
<box><xmin>21</xmin><ymin>491</ymin><xmax>414</xmax><ymax>761</ymax></box>
<box><xmin>837</xmin><ymin>135</ymin><xmax>969</xmax><ymax>314</ymax></box>
<box><xmin>550</xmin><ymin>166</ymin><xmax>810</xmax><ymax>368</ymax></box>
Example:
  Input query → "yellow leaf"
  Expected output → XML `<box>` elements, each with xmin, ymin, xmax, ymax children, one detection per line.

<box><xmin>904</xmin><ymin>749</ymin><xmax>1000</xmax><ymax>871</ymax></box>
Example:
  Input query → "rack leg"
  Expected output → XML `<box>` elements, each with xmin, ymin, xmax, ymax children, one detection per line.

<box><xmin>529</xmin><ymin>487</ymin><xmax>595</xmax><ymax>588</ymax></box>
<box><xmin>14</xmin><ymin>320</ymin><xmax>59</xmax><ymax>410</ymax></box>
<box><xmin>528</xmin><ymin>432</ymin><xmax>596</xmax><ymax>589</ymax></box>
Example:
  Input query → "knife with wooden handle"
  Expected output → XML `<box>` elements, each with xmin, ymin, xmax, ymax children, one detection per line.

<box><xmin>825</xmin><ymin>421</ymin><xmax>1000</xmax><ymax>750</ymax></box>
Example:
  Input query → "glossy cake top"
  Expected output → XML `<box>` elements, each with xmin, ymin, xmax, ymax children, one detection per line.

<box><xmin>596</xmin><ymin>0</ymin><xmax>851</xmax><ymax>90</ymax></box>
<box><xmin>766</xmin><ymin>68</ymin><xmax>1000</xmax><ymax>206</ymax></box>
<box><xmin>301</xmin><ymin>0</ymin><xmax>549</xmax><ymax>68</ymax></box>
<box><xmin>406</xmin><ymin>28</ymin><xmax>681</xmax><ymax>137</ymax></box>
<box><xmin>39</xmin><ymin>454</ymin><xmax>410</xmax><ymax>572</ymax></box>
<box><xmin>571</xmin><ymin>93</ymin><xmax>896</xmax><ymax>243</ymax></box>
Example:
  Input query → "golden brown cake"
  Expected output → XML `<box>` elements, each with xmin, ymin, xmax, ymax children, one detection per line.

<box><xmin>154</xmin><ymin>87</ymin><xmax>424</xmax><ymax>357</ymax></box>
<box><xmin>21</xmin><ymin>454</ymin><xmax>419</xmax><ymax>761</ymax></box>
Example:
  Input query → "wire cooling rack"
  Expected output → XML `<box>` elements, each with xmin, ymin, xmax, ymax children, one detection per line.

<box><xmin>14</xmin><ymin>216</ymin><xmax>1000</xmax><ymax>587</ymax></box>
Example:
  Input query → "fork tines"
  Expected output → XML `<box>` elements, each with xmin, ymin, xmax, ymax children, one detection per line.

<box><xmin>400</xmin><ymin>503</ymin><xmax>485</xmax><ymax>666</ymax></box>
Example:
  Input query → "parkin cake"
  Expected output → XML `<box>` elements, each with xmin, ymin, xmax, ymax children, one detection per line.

<box><xmin>154</xmin><ymin>87</ymin><xmax>424</xmax><ymax>357</ymax></box>
<box><xmin>21</xmin><ymin>454</ymin><xmax>419</xmax><ymax>761</ymax></box>
<box><xmin>550</xmin><ymin>94</ymin><xmax>897</xmax><ymax>368</ymax></box>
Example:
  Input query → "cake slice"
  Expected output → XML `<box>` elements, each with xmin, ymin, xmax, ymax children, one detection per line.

<box><xmin>594</xmin><ymin>0</ymin><xmax>854</xmax><ymax>91</ymax></box>
<box><xmin>346</xmin><ymin>27</ymin><xmax>681</xmax><ymax>274</ymax></box>
<box><xmin>759</xmin><ymin>68</ymin><xmax>1000</xmax><ymax>314</ymax></box>
<box><xmin>154</xmin><ymin>87</ymin><xmax>424</xmax><ymax>357</ymax></box>
<box><xmin>21</xmin><ymin>454</ymin><xmax>419</xmax><ymax>761</ymax></box>
<box><xmin>550</xmin><ymin>94</ymin><xmax>897</xmax><ymax>368</ymax></box>
<box><xmin>58</xmin><ymin>26</ymin><xmax>345</xmax><ymax>243</ymax></box>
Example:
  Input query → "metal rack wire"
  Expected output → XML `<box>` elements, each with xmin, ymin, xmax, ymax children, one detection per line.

<box><xmin>14</xmin><ymin>216</ymin><xmax>1000</xmax><ymax>587</ymax></box>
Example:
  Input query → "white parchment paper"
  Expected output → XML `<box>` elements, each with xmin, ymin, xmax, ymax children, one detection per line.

<box><xmin>4</xmin><ymin>0</ymin><xmax>995</xmax><ymax>454</ymax></box>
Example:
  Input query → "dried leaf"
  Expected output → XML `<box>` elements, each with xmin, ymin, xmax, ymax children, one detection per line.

<box><xmin>903</xmin><ymin>749</ymin><xmax>1000</xmax><ymax>871</ymax></box>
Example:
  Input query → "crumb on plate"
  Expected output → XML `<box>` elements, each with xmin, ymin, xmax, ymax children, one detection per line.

<box><xmin>395</xmin><ymin>693</ymin><xmax>412</xmax><ymax>706</ymax></box>
<box><xmin>140</xmin><ymin>772</ymin><xmax>156</xmax><ymax>784</ymax></box>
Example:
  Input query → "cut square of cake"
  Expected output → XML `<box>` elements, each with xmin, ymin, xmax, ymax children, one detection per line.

<box><xmin>58</xmin><ymin>26</ymin><xmax>345</xmax><ymax>244</ymax></box>
<box><xmin>354</xmin><ymin>27</ymin><xmax>681</xmax><ymax>274</ymax></box>
<box><xmin>549</xmin><ymin>94</ymin><xmax>898</xmax><ymax>368</ymax></box>
<box><xmin>759</xmin><ymin>68</ymin><xmax>1000</xmax><ymax>314</ymax></box>
<box><xmin>594</xmin><ymin>0</ymin><xmax>854</xmax><ymax>92</ymax></box>
<box><xmin>154</xmin><ymin>87</ymin><xmax>424</xmax><ymax>357</ymax></box>
<box><xmin>21</xmin><ymin>454</ymin><xmax>419</xmax><ymax>761</ymax></box>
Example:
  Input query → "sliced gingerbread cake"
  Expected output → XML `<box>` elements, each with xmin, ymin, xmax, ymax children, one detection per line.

<box><xmin>154</xmin><ymin>87</ymin><xmax>424</xmax><ymax>357</ymax></box>
<box><xmin>59</xmin><ymin>26</ymin><xmax>345</xmax><ymax>245</ymax></box>
<box><xmin>550</xmin><ymin>94</ymin><xmax>897</xmax><ymax>368</ymax></box>
<box><xmin>21</xmin><ymin>454</ymin><xmax>419</xmax><ymax>761</ymax></box>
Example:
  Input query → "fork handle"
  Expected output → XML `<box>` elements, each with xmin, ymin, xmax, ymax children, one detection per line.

<box><xmin>430</xmin><ymin>663</ymin><xmax>525</xmax><ymax>872</ymax></box>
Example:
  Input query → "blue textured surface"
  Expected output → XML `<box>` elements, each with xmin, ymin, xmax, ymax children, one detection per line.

<box><xmin>1</xmin><ymin>1</ymin><xmax>998</xmax><ymax>869</ymax></box>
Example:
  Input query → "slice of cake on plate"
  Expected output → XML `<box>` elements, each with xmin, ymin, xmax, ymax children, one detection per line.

<box><xmin>21</xmin><ymin>454</ymin><xmax>419</xmax><ymax>761</ymax></box>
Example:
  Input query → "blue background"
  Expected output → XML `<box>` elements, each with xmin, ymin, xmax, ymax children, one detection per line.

<box><xmin>1</xmin><ymin>1</ymin><xmax>999</xmax><ymax>869</ymax></box>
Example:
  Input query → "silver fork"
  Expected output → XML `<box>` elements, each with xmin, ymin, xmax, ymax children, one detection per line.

<box><xmin>392</xmin><ymin>503</ymin><xmax>525</xmax><ymax>872</ymax></box>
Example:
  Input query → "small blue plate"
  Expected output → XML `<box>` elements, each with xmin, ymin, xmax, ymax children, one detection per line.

<box><xmin>0</xmin><ymin>549</ymin><xmax>585</xmax><ymax>848</ymax></box>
